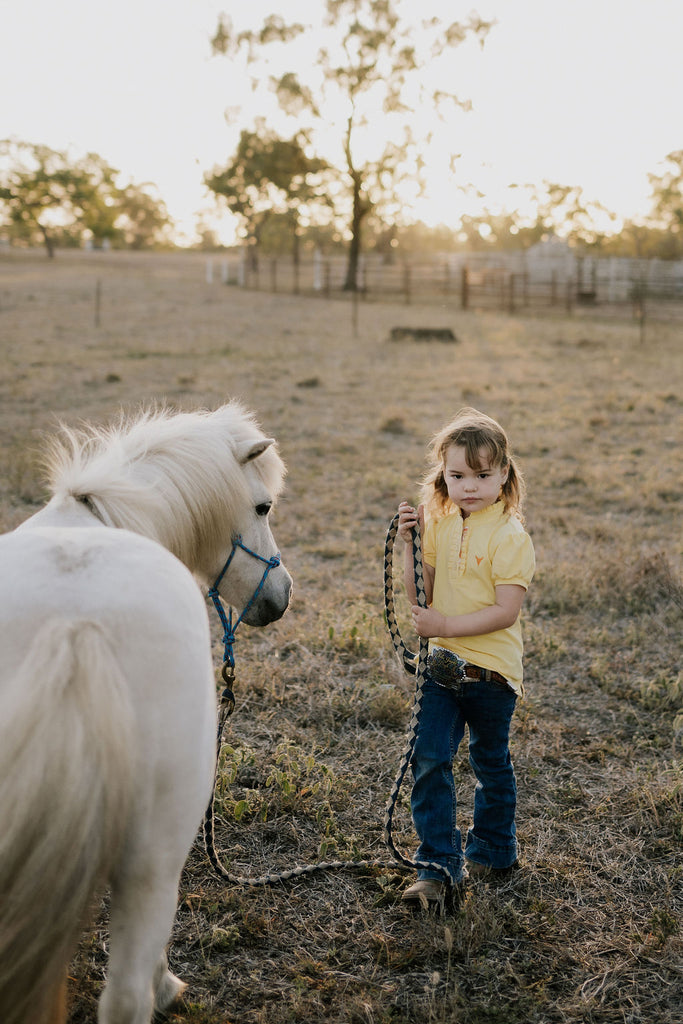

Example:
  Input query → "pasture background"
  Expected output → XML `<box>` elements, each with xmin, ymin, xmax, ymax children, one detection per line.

<box><xmin>1</xmin><ymin>249</ymin><xmax>681</xmax><ymax>1023</ymax></box>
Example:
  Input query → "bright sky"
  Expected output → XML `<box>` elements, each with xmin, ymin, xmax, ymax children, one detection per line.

<box><xmin>1</xmin><ymin>0</ymin><xmax>681</xmax><ymax>244</ymax></box>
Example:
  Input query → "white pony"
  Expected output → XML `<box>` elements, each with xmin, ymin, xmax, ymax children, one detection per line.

<box><xmin>0</xmin><ymin>402</ymin><xmax>292</xmax><ymax>1024</ymax></box>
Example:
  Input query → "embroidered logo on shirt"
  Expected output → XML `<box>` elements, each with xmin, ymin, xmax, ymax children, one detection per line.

<box><xmin>475</xmin><ymin>555</ymin><xmax>484</xmax><ymax>565</ymax></box>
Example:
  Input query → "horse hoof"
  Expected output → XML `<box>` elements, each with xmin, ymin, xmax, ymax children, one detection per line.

<box><xmin>154</xmin><ymin>970</ymin><xmax>187</xmax><ymax>1013</ymax></box>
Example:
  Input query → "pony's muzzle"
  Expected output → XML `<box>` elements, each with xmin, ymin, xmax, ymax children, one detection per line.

<box><xmin>241</xmin><ymin>570</ymin><xmax>292</xmax><ymax>626</ymax></box>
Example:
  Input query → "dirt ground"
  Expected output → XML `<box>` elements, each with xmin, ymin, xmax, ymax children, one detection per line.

<box><xmin>1</xmin><ymin>248</ymin><xmax>681</xmax><ymax>1023</ymax></box>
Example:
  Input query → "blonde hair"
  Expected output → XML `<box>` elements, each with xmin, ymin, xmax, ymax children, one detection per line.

<box><xmin>420</xmin><ymin>407</ymin><xmax>526</xmax><ymax>521</ymax></box>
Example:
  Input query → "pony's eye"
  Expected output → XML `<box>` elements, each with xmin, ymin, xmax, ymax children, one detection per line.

<box><xmin>255</xmin><ymin>502</ymin><xmax>272</xmax><ymax>518</ymax></box>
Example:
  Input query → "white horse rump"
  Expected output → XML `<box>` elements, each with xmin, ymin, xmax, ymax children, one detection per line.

<box><xmin>0</xmin><ymin>402</ymin><xmax>292</xmax><ymax>1024</ymax></box>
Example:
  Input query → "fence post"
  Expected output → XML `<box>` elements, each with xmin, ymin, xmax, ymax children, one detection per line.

<box><xmin>565</xmin><ymin>279</ymin><xmax>574</xmax><ymax>314</ymax></box>
<box><xmin>508</xmin><ymin>274</ymin><xmax>516</xmax><ymax>314</ymax></box>
<box><xmin>632</xmin><ymin>278</ymin><xmax>646</xmax><ymax>345</ymax></box>
<box><xmin>270</xmin><ymin>258</ymin><xmax>277</xmax><ymax>293</ymax></box>
<box><xmin>550</xmin><ymin>272</ymin><xmax>557</xmax><ymax>306</ymax></box>
<box><xmin>313</xmin><ymin>248</ymin><xmax>322</xmax><ymax>291</ymax></box>
<box><xmin>351</xmin><ymin>286</ymin><xmax>359</xmax><ymax>338</ymax></box>
<box><xmin>324</xmin><ymin>261</ymin><xmax>331</xmax><ymax>298</ymax></box>
<box><xmin>461</xmin><ymin>266</ymin><xmax>469</xmax><ymax>310</ymax></box>
<box><xmin>403</xmin><ymin>263</ymin><xmax>411</xmax><ymax>305</ymax></box>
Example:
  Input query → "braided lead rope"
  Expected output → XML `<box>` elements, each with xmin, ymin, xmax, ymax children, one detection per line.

<box><xmin>203</xmin><ymin>696</ymin><xmax>391</xmax><ymax>884</ymax></box>
<box><xmin>202</xmin><ymin>513</ymin><xmax>451</xmax><ymax>888</ymax></box>
<box><xmin>383</xmin><ymin>516</ymin><xmax>418</xmax><ymax>676</ymax></box>
<box><xmin>203</xmin><ymin>630</ymin><xmax>392</xmax><ymax>887</ymax></box>
<box><xmin>381</xmin><ymin>513</ymin><xmax>452</xmax><ymax>884</ymax></box>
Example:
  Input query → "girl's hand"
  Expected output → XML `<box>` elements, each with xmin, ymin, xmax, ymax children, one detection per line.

<box><xmin>397</xmin><ymin>501</ymin><xmax>423</xmax><ymax>543</ymax></box>
<box><xmin>411</xmin><ymin>605</ymin><xmax>446</xmax><ymax>638</ymax></box>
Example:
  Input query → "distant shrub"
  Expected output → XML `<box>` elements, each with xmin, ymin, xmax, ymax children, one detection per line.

<box><xmin>532</xmin><ymin>549</ymin><xmax>682</xmax><ymax>617</ymax></box>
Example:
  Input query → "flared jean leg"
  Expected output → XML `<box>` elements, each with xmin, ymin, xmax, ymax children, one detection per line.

<box><xmin>461</xmin><ymin>680</ymin><xmax>518</xmax><ymax>869</ymax></box>
<box><xmin>409</xmin><ymin>679</ymin><xmax>467</xmax><ymax>884</ymax></box>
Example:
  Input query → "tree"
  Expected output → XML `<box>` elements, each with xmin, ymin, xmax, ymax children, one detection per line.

<box><xmin>205</xmin><ymin>126</ymin><xmax>329</xmax><ymax>267</ymax></box>
<box><xmin>646</xmin><ymin>150</ymin><xmax>683</xmax><ymax>257</ymax></box>
<box><xmin>211</xmin><ymin>3</ymin><xmax>493</xmax><ymax>289</ymax></box>
<box><xmin>70</xmin><ymin>152</ymin><xmax>122</xmax><ymax>246</ymax></box>
<box><xmin>0</xmin><ymin>140</ymin><xmax>173</xmax><ymax>254</ymax></box>
<box><xmin>0</xmin><ymin>140</ymin><xmax>101</xmax><ymax>256</ymax></box>
<box><xmin>455</xmin><ymin>182</ymin><xmax>618</xmax><ymax>253</ymax></box>
<box><xmin>116</xmin><ymin>183</ymin><xmax>173</xmax><ymax>249</ymax></box>
<box><xmin>393</xmin><ymin>220</ymin><xmax>459</xmax><ymax>255</ymax></box>
<box><xmin>598</xmin><ymin>221</ymin><xmax>673</xmax><ymax>260</ymax></box>
<box><xmin>533</xmin><ymin>183</ymin><xmax>617</xmax><ymax>249</ymax></box>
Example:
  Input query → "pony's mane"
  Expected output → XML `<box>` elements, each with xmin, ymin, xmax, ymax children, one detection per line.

<box><xmin>43</xmin><ymin>403</ymin><xmax>286</xmax><ymax>571</ymax></box>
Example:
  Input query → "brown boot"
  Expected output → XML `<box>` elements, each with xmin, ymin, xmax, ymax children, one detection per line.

<box><xmin>401</xmin><ymin>878</ymin><xmax>446</xmax><ymax>909</ymax></box>
<box><xmin>465</xmin><ymin>858</ymin><xmax>519</xmax><ymax>881</ymax></box>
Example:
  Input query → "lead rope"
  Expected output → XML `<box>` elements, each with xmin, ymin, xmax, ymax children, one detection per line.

<box><xmin>203</xmin><ymin>514</ymin><xmax>450</xmax><ymax>890</ymax></box>
<box><xmin>381</xmin><ymin>513</ymin><xmax>452</xmax><ymax>885</ymax></box>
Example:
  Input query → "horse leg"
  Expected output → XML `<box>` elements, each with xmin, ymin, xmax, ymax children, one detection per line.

<box><xmin>97</xmin><ymin>863</ymin><xmax>185</xmax><ymax>1024</ymax></box>
<box><xmin>45</xmin><ymin>976</ymin><xmax>68</xmax><ymax>1024</ymax></box>
<box><xmin>152</xmin><ymin>949</ymin><xmax>187</xmax><ymax>1011</ymax></box>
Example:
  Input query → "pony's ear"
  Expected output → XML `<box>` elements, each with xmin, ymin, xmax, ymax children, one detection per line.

<box><xmin>236</xmin><ymin>438</ymin><xmax>275</xmax><ymax>464</ymax></box>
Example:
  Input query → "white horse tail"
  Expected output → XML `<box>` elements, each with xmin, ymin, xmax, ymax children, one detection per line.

<box><xmin>0</xmin><ymin>618</ymin><xmax>135</xmax><ymax>1024</ymax></box>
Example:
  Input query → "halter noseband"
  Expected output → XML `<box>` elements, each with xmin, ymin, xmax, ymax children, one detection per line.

<box><xmin>208</xmin><ymin>537</ymin><xmax>281</xmax><ymax>687</ymax></box>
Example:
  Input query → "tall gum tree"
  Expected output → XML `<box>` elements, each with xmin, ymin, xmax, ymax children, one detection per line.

<box><xmin>211</xmin><ymin>2</ymin><xmax>493</xmax><ymax>289</ymax></box>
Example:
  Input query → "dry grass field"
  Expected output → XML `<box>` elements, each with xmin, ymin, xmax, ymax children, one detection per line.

<box><xmin>1</xmin><ymin>249</ymin><xmax>681</xmax><ymax>1024</ymax></box>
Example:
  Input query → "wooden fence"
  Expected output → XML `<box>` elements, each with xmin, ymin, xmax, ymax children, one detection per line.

<box><xmin>205</xmin><ymin>253</ymin><xmax>683</xmax><ymax>325</ymax></box>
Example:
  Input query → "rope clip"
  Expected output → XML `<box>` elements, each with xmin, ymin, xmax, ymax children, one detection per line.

<box><xmin>220</xmin><ymin>662</ymin><xmax>236</xmax><ymax>716</ymax></box>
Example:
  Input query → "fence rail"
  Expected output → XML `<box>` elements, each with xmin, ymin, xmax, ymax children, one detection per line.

<box><xmin>205</xmin><ymin>253</ymin><xmax>683</xmax><ymax>326</ymax></box>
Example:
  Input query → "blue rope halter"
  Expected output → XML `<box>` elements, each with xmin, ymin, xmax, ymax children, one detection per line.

<box><xmin>208</xmin><ymin>537</ymin><xmax>281</xmax><ymax>689</ymax></box>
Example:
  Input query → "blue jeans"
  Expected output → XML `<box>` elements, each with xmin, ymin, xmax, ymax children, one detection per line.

<box><xmin>410</xmin><ymin>674</ymin><xmax>518</xmax><ymax>883</ymax></box>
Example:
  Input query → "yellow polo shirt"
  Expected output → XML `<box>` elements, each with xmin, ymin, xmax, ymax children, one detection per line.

<box><xmin>422</xmin><ymin>501</ymin><xmax>535</xmax><ymax>694</ymax></box>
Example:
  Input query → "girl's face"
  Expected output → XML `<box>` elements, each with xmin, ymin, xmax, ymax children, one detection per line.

<box><xmin>443</xmin><ymin>444</ymin><xmax>507</xmax><ymax>517</ymax></box>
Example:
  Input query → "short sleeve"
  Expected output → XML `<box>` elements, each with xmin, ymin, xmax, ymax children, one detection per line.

<box><xmin>491</xmin><ymin>528</ymin><xmax>535</xmax><ymax>589</ymax></box>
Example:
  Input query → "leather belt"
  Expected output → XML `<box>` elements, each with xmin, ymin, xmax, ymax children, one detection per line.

<box><xmin>463</xmin><ymin>664</ymin><xmax>509</xmax><ymax>686</ymax></box>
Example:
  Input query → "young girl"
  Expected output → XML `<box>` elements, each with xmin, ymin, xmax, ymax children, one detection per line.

<box><xmin>397</xmin><ymin>407</ymin><xmax>535</xmax><ymax>906</ymax></box>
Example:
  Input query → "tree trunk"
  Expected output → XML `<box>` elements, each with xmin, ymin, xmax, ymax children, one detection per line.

<box><xmin>39</xmin><ymin>222</ymin><xmax>55</xmax><ymax>258</ymax></box>
<box><xmin>247</xmin><ymin>246</ymin><xmax>259</xmax><ymax>272</ymax></box>
<box><xmin>343</xmin><ymin>171</ymin><xmax>368</xmax><ymax>291</ymax></box>
<box><xmin>291</xmin><ymin>220</ymin><xmax>300</xmax><ymax>267</ymax></box>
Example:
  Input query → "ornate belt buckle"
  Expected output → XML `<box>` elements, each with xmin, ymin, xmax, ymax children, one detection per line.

<box><xmin>426</xmin><ymin>645</ymin><xmax>467</xmax><ymax>687</ymax></box>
